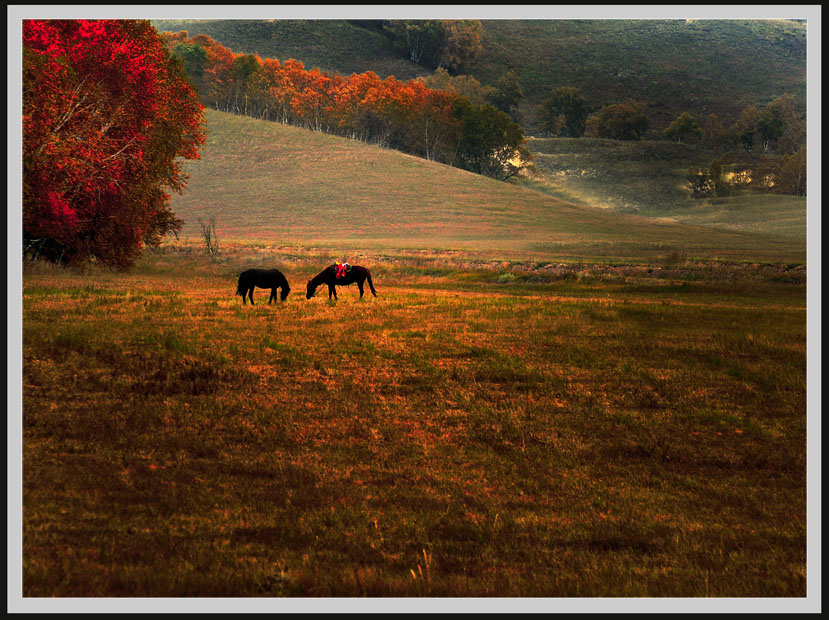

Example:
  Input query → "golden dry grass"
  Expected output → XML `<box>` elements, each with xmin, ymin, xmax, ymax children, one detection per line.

<box><xmin>21</xmin><ymin>248</ymin><xmax>807</xmax><ymax>597</ymax></box>
<box><xmin>167</xmin><ymin>110</ymin><xmax>804</xmax><ymax>264</ymax></box>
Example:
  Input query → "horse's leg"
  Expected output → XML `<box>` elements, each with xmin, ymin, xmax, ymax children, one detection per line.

<box><xmin>241</xmin><ymin>285</ymin><xmax>247</xmax><ymax>305</ymax></box>
<box><xmin>357</xmin><ymin>280</ymin><xmax>364</xmax><ymax>298</ymax></box>
<box><xmin>248</xmin><ymin>288</ymin><xmax>255</xmax><ymax>305</ymax></box>
<box><xmin>329</xmin><ymin>284</ymin><xmax>337</xmax><ymax>300</ymax></box>
<box><xmin>269</xmin><ymin>288</ymin><xmax>276</xmax><ymax>304</ymax></box>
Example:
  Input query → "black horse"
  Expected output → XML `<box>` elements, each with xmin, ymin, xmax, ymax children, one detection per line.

<box><xmin>236</xmin><ymin>268</ymin><xmax>291</xmax><ymax>304</ymax></box>
<box><xmin>306</xmin><ymin>264</ymin><xmax>377</xmax><ymax>300</ymax></box>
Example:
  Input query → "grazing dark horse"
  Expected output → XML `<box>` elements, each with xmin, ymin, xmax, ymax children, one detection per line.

<box><xmin>236</xmin><ymin>268</ymin><xmax>290</xmax><ymax>304</ymax></box>
<box><xmin>306</xmin><ymin>264</ymin><xmax>377</xmax><ymax>300</ymax></box>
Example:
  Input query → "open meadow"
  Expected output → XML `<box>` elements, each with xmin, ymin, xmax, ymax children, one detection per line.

<box><xmin>19</xmin><ymin>98</ymin><xmax>811</xmax><ymax>601</ymax></box>
<box><xmin>15</xmin><ymin>12</ymin><xmax>816</xmax><ymax>608</ymax></box>
<box><xmin>22</xmin><ymin>245</ymin><xmax>807</xmax><ymax>597</ymax></box>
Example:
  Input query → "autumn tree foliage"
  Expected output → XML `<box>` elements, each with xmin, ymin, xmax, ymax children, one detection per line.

<box><xmin>731</xmin><ymin>105</ymin><xmax>761</xmax><ymax>153</ymax></box>
<box><xmin>726</xmin><ymin>98</ymin><xmax>804</xmax><ymax>156</ymax></box>
<box><xmin>757</xmin><ymin>94</ymin><xmax>804</xmax><ymax>156</ymax></box>
<box><xmin>159</xmin><ymin>31</ymin><xmax>529</xmax><ymax>180</ymax></box>
<box><xmin>775</xmin><ymin>146</ymin><xmax>806</xmax><ymax>196</ymax></box>
<box><xmin>170</xmin><ymin>42</ymin><xmax>208</xmax><ymax>94</ymax></box>
<box><xmin>438</xmin><ymin>20</ymin><xmax>484</xmax><ymax>74</ymax></box>
<box><xmin>699</xmin><ymin>97</ymin><xmax>808</xmax><ymax>196</ymax></box>
<box><xmin>23</xmin><ymin>19</ymin><xmax>205</xmax><ymax>267</ymax></box>
<box><xmin>701</xmin><ymin>113</ymin><xmax>727</xmax><ymax>151</ymax></box>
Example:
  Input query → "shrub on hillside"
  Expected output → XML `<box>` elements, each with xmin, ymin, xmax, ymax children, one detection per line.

<box><xmin>452</xmin><ymin>100</ymin><xmax>533</xmax><ymax>180</ymax></box>
<box><xmin>541</xmin><ymin>87</ymin><xmax>590</xmax><ymax>138</ymax></box>
<box><xmin>664</xmin><ymin>112</ymin><xmax>702</xmax><ymax>144</ymax></box>
<box><xmin>381</xmin><ymin>19</ymin><xmax>483</xmax><ymax>73</ymax></box>
<box><xmin>585</xmin><ymin>100</ymin><xmax>649</xmax><ymax>141</ymax></box>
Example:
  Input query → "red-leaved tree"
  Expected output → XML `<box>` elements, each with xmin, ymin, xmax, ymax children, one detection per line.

<box><xmin>23</xmin><ymin>19</ymin><xmax>205</xmax><ymax>267</ymax></box>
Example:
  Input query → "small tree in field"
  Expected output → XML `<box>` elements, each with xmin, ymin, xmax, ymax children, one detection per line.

<box><xmin>732</xmin><ymin>105</ymin><xmax>761</xmax><ymax>153</ymax></box>
<box><xmin>23</xmin><ymin>19</ymin><xmax>205</xmax><ymax>268</ymax></box>
<box><xmin>197</xmin><ymin>215</ymin><xmax>220</xmax><ymax>260</ymax></box>
<box><xmin>664</xmin><ymin>112</ymin><xmax>702</xmax><ymax>144</ymax></box>
<box><xmin>423</xmin><ymin>67</ymin><xmax>492</xmax><ymax>105</ymax></box>
<box><xmin>708</xmin><ymin>153</ymin><xmax>734</xmax><ymax>197</ymax></box>
<box><xmin>585</xmin><ymin>99</ymin><xmax>649</xmax><ymax>141</ymax></box>
<box><xmin>701</xmin><ymin>113</ymin><xmax>726</xmax><ymax>152</ymax></box>
<box><xmin>775</xmin><ymin>147</ymin><xmax>806</xmax><ymax>196</ymax></box>
<box><xmin>452</xmin><ymin>99</ymin><xmax>532</xmax><ymax>180</ymax></box>
<box><xmin>438</xmin><ymin>20</ymin><xmax>483</xmax><ymax>73</ymax></box>
<box><xmin>686</xmin><ymin>167</ymin><xmax>714</xmax><ymax>198</ymax></box>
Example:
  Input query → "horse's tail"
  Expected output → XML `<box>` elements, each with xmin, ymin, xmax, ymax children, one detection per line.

<box><xmin>366</xmin><ymin>269</ymin><xmax>377</xmax><ymax>297</ymax></box>
<box><xmin>236</xmin><ymin>272</ymin><xmax>246</xmax><ymax>296</ymax></box>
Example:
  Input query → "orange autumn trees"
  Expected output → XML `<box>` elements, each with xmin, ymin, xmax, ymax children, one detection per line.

<box><xmin>23</xmin><ymin>20</ymin><xmax>205</xmax><ymax>267</ymax></box>
<box><xmin>160</xmin><ymin>31</ymin><xmax>529</xmax><ymax>180</ymax></box>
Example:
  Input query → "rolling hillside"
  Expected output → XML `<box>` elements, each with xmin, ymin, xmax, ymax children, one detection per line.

<box><xmin>523</xmin><ymin>137</ymin><xmax>807</xmax><ymax>241</ymax></box>
<box><xmin>151</xmin><ymin>19</ymin><xmax>426</xmax><ymax>83</ymax></box>
<box><xmin>151</xmin><ymin>19</ymin><xmax>807</xmax><ymax>135</ymax></box>
<box><xmin>470</xmin><ymin>19</ymin><xmax>807</xmax><ymax>133</ymax></box>
<box><xmin>166</xmin><ymin>109</ymin><xmax>803</xmax><ymax>263</ymax></box>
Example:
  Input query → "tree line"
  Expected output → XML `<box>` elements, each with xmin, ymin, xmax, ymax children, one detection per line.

<box><xmin>160</xmin><ymin>30</ymin><xmax>532</xmax><ymax>181</ymax></box>
<box><xmin>540</xmin><ymin>86</ymin><xmax>806</xmax><ymax>196</ymax></box>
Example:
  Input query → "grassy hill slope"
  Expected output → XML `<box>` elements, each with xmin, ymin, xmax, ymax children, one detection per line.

<box><xmin>151</xmin><ymin>19</ymin><xmax>806</xmax><ymax>135</ymax></box>
<box><xmin>523</xmin><ymin>138</ymin><xmax>807</xmax><ymax>241</ymax></box>
<box><xmin>470</xmin><ymin>19</ymin><xmax>806</xmax><ymax>133</ymax></box>
<box><xmin>167</xmin><ymin>110</ymin><xmax>803</xmax><ymax>263</ymax></box>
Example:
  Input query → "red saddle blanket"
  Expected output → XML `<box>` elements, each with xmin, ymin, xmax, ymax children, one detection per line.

<box><xmin>334</xmin><ymin>263</ymin><xmax>350</xmax><ymax>279</ymax></box>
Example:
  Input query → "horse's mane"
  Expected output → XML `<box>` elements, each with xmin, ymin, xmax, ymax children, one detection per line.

<box><xmin>309</xmin><ymin>268</ymin><xmax>330</xmax><ymax>287</ymax></box>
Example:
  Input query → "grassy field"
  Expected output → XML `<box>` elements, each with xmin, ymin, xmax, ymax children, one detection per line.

<box><xmin>167</xmin><ymin>110</ymin><xmax>804</xmax><ymax>264</ymax></box>
<box><xmin>17</xmin><ymin>84</ymin><xmax>811</xmax><ymax>603</ymax></box>
<box><xmin>21</xmin><ymin>246</ymin><xmax>807</xmax><ymax>598</ymax></box>
<box><xmin>524</xmin><ymin>137</ymin><xmax>807</xmax><ymax>241</ymax></box>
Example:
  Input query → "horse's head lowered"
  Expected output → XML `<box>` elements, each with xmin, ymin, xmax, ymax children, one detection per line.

<box><xmin>305</xmin><ymin>279</ymin><xmax>317</xmax><ymax>299</ymax></box>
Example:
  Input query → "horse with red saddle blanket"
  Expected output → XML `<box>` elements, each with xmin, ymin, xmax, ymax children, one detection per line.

<box><xmin>306</xmin><ymin>263</ymin><xmax>377</xmax><ymax>300</ymax></box>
